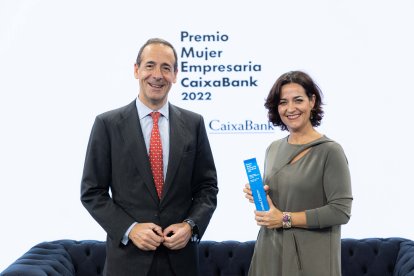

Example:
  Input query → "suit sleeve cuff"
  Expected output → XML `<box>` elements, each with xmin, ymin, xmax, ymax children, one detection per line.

<box><xmin>122</xmin><ymin>222</ymin><xmax>138</xmax><ymax>245</ymax></box>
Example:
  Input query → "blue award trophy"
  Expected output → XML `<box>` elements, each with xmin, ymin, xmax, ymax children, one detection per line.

<box><xmin>243</xmin><ymin>158</ymin><xmax>269</xmax><ymax>211</ymax></box>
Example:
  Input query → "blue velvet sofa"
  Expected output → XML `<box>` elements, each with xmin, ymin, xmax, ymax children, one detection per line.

<box><xmin>2</xmin><ymin>238</ymin><xmax>414</xmax><ymax>275</ymax></box>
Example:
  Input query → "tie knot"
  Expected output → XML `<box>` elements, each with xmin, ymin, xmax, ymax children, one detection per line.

<box><xmin>151</xmin><ymin>111</ymin><xmax>161</xmax><ymax>123</ymax></box>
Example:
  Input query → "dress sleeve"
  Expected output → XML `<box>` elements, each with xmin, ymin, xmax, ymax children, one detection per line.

<box><xmin>305</xmin><ymin>143</ymin><xmax>353</xmax><ymax>228</ymax></box>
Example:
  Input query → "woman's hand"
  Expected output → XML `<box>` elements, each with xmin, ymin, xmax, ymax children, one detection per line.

<box><xmin>243</xmin><ymin>184</ymin><xmax>270</xmax><ymax>204</ymax></box>
<box><xmin>254</xmin><ymin>194</ymin><xmax>283</xmax><ymax>229</ymax></box>
<box><xmin>243</xmin><ymin>183</ymin><xmax>254</xmax><ymax>203</ymax></box>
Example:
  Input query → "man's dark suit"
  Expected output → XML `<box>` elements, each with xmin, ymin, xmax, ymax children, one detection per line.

<box><xmin>81</xmin><ymin>100</ymin><xmax>218</xmax><ymax>276</ymax></box>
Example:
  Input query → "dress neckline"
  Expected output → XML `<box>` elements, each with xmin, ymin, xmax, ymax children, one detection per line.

<box><xmin>285</xmin><ymin>135</ymin><xmax>326</xmax><ymax>147</ymax></box>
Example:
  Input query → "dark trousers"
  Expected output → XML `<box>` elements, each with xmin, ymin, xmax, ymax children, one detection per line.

<box><xmin>148</xmin><ymin>245</ymin><xmax>176</xmax><ymax>276</ymax></box>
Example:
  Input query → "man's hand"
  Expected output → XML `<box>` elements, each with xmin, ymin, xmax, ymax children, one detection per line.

<box><xmin>162</xmin><ymin>222</ymin><xmax>192</xmax><ymax>250</ymax></box>
<box><xmin>128</xmin><ymin>223</ymin><xmax>164</xmax><ymax>251</ymax></box>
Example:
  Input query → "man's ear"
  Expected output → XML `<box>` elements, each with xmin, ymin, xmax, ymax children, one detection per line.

<box><xmin>172</xmin><ymin>68</ymin><xmax>178</xmax><ymax>83</ymax></box>
<box><xmin>134</xmin><ymin>63</ymin><xmax>140</xmax><ymax>79</ymax></box>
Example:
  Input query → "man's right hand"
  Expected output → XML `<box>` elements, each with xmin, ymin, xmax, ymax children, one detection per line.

<box><xmin>128</xmin><ymin>223</ymin><xmax>164</xmax><ymax>250</ymax></box>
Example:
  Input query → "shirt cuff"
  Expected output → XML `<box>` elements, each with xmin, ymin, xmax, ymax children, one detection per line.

<box><xmin>122</xmin><ymin>222</ymin><xmax>137</xmax><ymax>245</ymax></box>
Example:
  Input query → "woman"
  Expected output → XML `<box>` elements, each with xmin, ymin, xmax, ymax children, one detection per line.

<box><xmin>244</xmin><ymin>71</ymin><xmax>353</xmax><ymax>276</ymax></box>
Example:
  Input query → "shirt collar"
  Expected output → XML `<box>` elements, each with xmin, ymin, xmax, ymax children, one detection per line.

<box><xmin>136</xmin><ymin>97</ymin><xmax>169</xmax><ymax>120</ymax></box>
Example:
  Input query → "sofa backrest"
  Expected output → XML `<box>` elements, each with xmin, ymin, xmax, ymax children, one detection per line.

<box><xmin>3</xmin><ymin>238</ymin><xmax>414</xmax><ymax>276</ymax></box>
<box><xmin>59</xmin><ymin>240</ymin><xmax>105</xmax><ymax>275</ymax></box>
<box><xmin>342</xmin><ymin>238</ymin><xmax>408</xmax><ymax>276</ymax></box>
<box><xmin>56</xmin><ymin>240</ymin><xmax>255</xmax><ymax>276</ymax></box>
<box><xmin>198</xmin><ymin>241</ymin><xmax>255</xmax><ymax>276</ymax></box>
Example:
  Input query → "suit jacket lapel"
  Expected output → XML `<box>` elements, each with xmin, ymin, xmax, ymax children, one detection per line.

<box><xmin>118</xmin><ymin>100</ymin><xmax>159</xmax><ymax>203</ymax></box>
<box><xmin>162</xmin><ymin>104</ymin><xmax>186</xmax><ymax>200</ymax></box>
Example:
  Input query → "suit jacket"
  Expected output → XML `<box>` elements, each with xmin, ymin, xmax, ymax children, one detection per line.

<box><xmin>81</xmin><ymin>100</ymin><xmax>218</xmax><ymax>276</ymax></box>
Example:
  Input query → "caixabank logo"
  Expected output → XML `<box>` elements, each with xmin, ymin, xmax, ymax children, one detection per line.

<box><xmin>178</xmin><ymin>30</ymin><xmax>272</xmax><ymax>135</ymax></box>
<box><xmin>208</xmin><ymin>119</ymin><xmax>275</xmax><ymax>134</ymax></box>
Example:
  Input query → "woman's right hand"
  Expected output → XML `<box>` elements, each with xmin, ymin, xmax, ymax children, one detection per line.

<box><xmin>243</xmin><ymin>183</ymin><xmax>254</xmax><ymax>203</ymax></box>
<box><xmin>243</xmin><ymin>184</ymin><xmax>270</xmax><ymax>204</ymax></box>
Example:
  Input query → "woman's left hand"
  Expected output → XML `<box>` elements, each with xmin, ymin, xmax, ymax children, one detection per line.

<box><xmin>254</xmin><ymin>194</ymin><xmax>283</xmax><ymax>229</ymax></box>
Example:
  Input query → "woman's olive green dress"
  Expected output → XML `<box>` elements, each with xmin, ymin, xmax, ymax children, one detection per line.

<box><xmin>248</xmin><ymin>136</ymin><xmax>353</xmax><ymax>276</ymax></box>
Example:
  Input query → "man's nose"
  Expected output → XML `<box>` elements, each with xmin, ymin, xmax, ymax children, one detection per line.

<box><xmin>152</xmin><ymin>66</ymin><xmax>163</xmax><ymax>79</ymax></box>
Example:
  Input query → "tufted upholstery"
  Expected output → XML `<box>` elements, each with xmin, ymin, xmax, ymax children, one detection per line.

<box><xmin>2</xmin><ymin>238</ymin><xmax>414</xmax><ymax>276</ymax></box>
<box><xmin>341</xmin><ymin>238</ymin><xmax>414</xmax><ymax>276</ymax></box>
<box><xmin>198</xmin><ymin>241</ymin><xmax>254</xmax><ymax>276</ymax></box>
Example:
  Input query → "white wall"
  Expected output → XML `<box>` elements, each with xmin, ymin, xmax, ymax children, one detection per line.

<box><xmin>1</xmin><ymin>0</ymin><xmax>414</xmax><ymax>271</ymax></box>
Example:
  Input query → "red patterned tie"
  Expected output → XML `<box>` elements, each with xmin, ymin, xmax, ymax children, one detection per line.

<box><xmin>149</xmin><ymin>112</ymin><xmax>164</xmax><ymax>198</ymax></box>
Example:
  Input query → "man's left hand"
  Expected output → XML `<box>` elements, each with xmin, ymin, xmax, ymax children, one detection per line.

<box><xmin>162</xmin><ymin>222</ymin><xmax>192</xmax><ymax>250</ymax></box>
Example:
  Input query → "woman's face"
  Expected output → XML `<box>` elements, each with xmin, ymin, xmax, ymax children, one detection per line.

<box><xmin>278</xmin><ymin>83</ymin><xmax>315</xmax><ymax>133</ymax></box>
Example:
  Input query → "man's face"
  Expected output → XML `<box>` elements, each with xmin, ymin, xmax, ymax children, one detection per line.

<box><xmin>134</xmin><ymin>43</ymin><xmax>177</xmax><ymax>109</ymax></box>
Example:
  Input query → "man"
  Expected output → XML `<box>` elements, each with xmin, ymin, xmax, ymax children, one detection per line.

<box><xmin>81</xmin><ymin>38</ymin><xmax>218</xmax><ymax>276</ymax></box>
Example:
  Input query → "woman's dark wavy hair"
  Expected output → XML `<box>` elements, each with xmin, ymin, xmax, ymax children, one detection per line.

<box><xmin>264</xmin><ymin>70</ymin><xmax>324</xmax><ymax>131</ymax></box>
